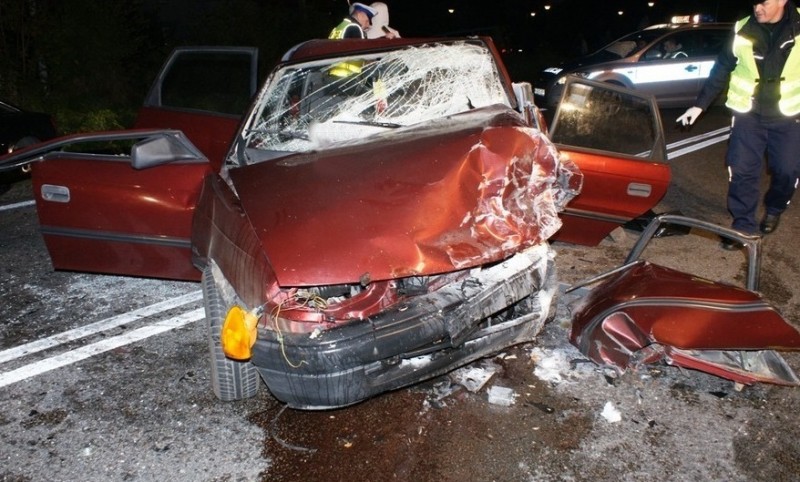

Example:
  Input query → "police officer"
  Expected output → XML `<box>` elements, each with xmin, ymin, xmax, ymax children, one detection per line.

<box><xmin>329</xmin><ymin>2</ymin><xmax>378</xmax><ymax>39</ymax></box>
<box><xmin>366</xmin><ymin>2</ymin><xmax>401</xmax><ymax>39</ymax></box>
<box><xmin>678</xmin><ymin>0</ymin><xmax>800</xmax><ymax>249</ymax></box>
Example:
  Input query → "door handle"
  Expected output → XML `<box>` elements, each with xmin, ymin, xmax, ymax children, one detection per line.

<box><xmin>627</xmin><ymin>183</ymin><xmax>652</xmax><ymax>197</ymax></box>
<box><xmin>41</xmin><ymin>184</ymin><xmax>71</xmax><ymax>203</ymax></box>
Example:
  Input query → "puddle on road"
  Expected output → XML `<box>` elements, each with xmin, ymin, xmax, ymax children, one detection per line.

<box><xmin>249</xmin><ymin>345</ymin><xmax>593</xmax><ymax>482</ymax></box>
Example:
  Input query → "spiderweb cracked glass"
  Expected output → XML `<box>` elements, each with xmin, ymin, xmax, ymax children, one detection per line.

<box><xmin>242</xmin><ymin>41</ymin><xmax>511</xmax><ymax>157</ymax></box>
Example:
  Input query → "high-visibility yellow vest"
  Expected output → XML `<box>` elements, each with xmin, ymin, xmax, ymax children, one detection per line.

<box><xmin>328</xmin><ymin>18</ymin><xmax>364</xmax><ymax>77</ymax></box>
<box><xmin>727</xmin><ymin>12</ymin><xmax>800</xmax><ymax>115</ymax></box>
<box><xmin>329</xmin><ymin>18</ymin><xmax>359</xmax><ymax>39</ymax></box>
<box><xmin>328</xmin><ymin>61</ymin><xmax>363</xmax><ymax>77</ymax></box>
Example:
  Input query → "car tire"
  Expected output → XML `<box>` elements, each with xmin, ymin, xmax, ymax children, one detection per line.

<box><xmin>202</xmin><ymin>267</ymin><xmax>261</xmax><ymax>401</ymax></box>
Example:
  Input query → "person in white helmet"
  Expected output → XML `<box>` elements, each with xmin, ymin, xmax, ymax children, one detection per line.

<box><xmin>329</xmin><ymin>2</ymin><xmax>378</xmax><ymax>39</ymax></box>
<box><xmin>366</xmin><ymin>2</ymin><xmax>401</xmax><ymax>39</ymax></box>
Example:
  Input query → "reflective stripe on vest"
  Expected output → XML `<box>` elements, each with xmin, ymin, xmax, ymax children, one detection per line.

<box><xmin>727</xmin><ymin>12</ymin><xmax>800</xmax><ymax>116</ymax></box>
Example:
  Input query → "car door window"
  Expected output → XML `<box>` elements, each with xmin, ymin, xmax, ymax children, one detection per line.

<box><xmin>695</xmin><ymin>29</ymin><xmax>731</xmax><ymax>56</ymax></box>
<box><xmin>145</xmin><ymin>50</ymin><xmax>257</xmax><ymax>116</ymax></box>
<box><xmin>549</xmin><ymin>78</ymin><xmax>666</xmax><ymax>162</ymax></box>
<box><xmin>658</xmin><ymin>30</ymin><xmax>729</xmax><ymax>60</ymax></box>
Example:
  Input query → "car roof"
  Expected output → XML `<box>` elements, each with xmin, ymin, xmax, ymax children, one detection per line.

<box><xmin>278</xmin><ymin>36</ymin><xmax>515</xmax><ymax>103</ymax></box>
<box><xmin>617</xmin><ymin>22</ymin><xmax>733</xmax><ymax>45</ymax></box>
<box><xmin>281</xmin><ymin>36</ymin><xmax>500</xmax><ymax>63</ymax></box>
<box><xmin>643</xmin><ymin>22</ymin><xmax>732</xmax><ymax>31</ymax></box>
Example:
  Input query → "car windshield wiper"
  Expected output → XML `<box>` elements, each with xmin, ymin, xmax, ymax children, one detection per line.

<box><xmin>332</xmin><ymin>120</ymin><xmax>403</xmax><ymax>129</ymax></box>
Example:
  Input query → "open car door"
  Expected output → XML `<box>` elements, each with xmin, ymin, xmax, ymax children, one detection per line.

<box><xmin>0</xmin><ymin>130</ymin><xmax>210</xmax><ymax>281</ymax></box>
<box><xmin>134</xmin><ymin>46</ymin><xmax>259</xmax><ymax>170</ymax></box>
<box><xmin>548</xmin><ymin>77</ymin><xmax>671</xmax><ymax>245</ymax></box>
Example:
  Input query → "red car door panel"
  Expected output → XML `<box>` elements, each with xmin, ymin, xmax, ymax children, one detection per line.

<box><xmin>135</xmin><ymin>108</ymin><xmax>239</xmax><ymax>172</ymax></box>
<box><xmin>134</xmin><ymin>46</ymin><xmax>259</xmax><ymax>170</ymax></box>
<box><xmin>23</xmin><ymin>131</ymin><xmax>211</xmax><ymax>280</ymax></box>
<box><xmin>553</xmin><ymin>149</ymin><xmax>670</xmax><ymax>245</ymax></box>
<box><xmin>548</xmin><ymin>77</ymin><xmax>671</xmax><ymax>245</ymax></box>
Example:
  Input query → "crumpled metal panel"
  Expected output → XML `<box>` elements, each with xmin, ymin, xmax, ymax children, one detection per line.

<box><xmin>231</xmin><ymin>107</ymin><xmax>581</xmax><ymax>287</ymax></box>
<box><xmin>570</xmin><ymin>261</ymin><xmax>800</xmax><ymax>385</ymax></box>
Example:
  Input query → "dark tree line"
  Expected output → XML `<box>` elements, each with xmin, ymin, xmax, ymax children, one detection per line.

<box><xmin>0</xmin><ymin>0</ymin><xmax>337</xmax><ymax>133</ymax></box>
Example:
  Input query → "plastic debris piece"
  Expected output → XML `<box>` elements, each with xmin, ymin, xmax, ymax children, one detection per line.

<box><xmin>487</xmin><ymin>385</ymin><xmax>516</xmax><ymax>406</ymax></box>
<box><xmin>601</xmin><ymin>401</ymin><xmax>622</xmax><ymax>423</ymax></box>
<box><xmin>531</xmin><ymin>347</ymin><xmax>570</xmax><ymax>383</ymax></box>
<box><xmin>451</xmin><ymin>364</ymin><xmax>498</xmax><ymax>392</ymax></box>
<box><xmin>427</xmin><ymin>379</ymin><xmax>458</xmax><ymax>408</ymax></box>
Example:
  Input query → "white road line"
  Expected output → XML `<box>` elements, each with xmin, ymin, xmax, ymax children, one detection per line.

<box><xmin>667</xmin><ymin>126</ymin><xmax>730</xmax><ymax>150</ymax></box>
<box><xmin>665</xmin><ymin>126</ymin><xmax>730</xmax><ymax>160</ymax></box>
<box><xmin>0</xmin><ymin>290</ymin><xmax>203</xmax><ymax>365</ymax></box>
<box><xmin>667</xmin><ymin>133</ymin><xmax>731</xmax><ymax>160</ymax></box>
<box><xmin>0</xmin><ymin>307</ymin><xmax>205</xmax><ymax>389</ymax></box>
<box><xmin>0</xmin><ymin>199</ymin><xmax>35</xmax><ymax>212</ymax></box>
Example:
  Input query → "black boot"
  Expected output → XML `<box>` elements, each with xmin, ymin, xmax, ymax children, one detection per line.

<box><xmin>760</xmin><ymin>213</ymin><xmax>781</xmax><ymax>235</ymax></box>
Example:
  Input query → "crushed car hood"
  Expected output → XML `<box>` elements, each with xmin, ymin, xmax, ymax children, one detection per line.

<box><xmin>230</xmin><ymin>106</ymin><xmax>580</xmax><ymax>286</ymax></box>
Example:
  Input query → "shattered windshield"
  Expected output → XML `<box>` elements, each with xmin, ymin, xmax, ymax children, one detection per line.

<box><xmin>235</xmin><ymin>41</ymin><xmax>510</xmax><ymax>164</ymax></box>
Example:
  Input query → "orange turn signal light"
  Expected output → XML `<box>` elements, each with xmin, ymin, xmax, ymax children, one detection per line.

<box><xmin>221</xmin><ymin>305</ymin><xmax>259</xmax><ymax>361</ymax></box>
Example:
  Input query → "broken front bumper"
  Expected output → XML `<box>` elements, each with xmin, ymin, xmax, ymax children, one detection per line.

<box><xmin>251</xmin><ymin>244</ymin><xmax>556</xmax><ymax>409</ymax></box>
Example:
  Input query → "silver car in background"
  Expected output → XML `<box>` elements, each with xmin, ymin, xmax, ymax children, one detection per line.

<box><xmin>534</xmin><ymin>21</ymin><xmax>732</xmax><ymax>110</ymax></box>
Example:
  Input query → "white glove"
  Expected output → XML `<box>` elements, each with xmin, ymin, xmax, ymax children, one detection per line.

<box><xmin>677</xmin><ymin>106</ymin><xmax>703</xmax><ymax>126</ymax></box>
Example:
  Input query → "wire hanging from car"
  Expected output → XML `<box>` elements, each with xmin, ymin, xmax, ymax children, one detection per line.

<box><xmin>269</xmin><ymin>405</ymin><xmax>318</xmax><ymax>453</ymax></box>
<box><xmin>266</xmin><ymin>290</ymin><xmax>328</xmax><ymax>368</ymax></box>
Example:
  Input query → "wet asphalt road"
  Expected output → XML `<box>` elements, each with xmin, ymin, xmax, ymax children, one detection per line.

<box><xmin>2</xmin><ymin>106</ymin><xmax>800</xmax><ymax>481</ymax></box>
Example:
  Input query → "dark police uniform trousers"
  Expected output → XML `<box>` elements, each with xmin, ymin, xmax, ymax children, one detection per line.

<box><xmin>726</xmin><ymin>112</ymin><xmax>800</xmax><ymax>234</ymax></box>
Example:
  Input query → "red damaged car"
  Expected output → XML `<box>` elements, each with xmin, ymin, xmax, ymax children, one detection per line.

<box><xmin>0</xmin><ymin>38</ymin><xmax>672</xmax><ymax>408</ymax></box>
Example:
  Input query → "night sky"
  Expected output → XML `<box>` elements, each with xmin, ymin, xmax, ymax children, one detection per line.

<box><xmin>372</xmin><ymin>0</ymin><xmax>750</xmax><ymax>42</ymax></box>
<box><xmin>347</xmin><ymin>0</ymin><xmax>755</xmax><ymax>78</ymax></box>
<box><xmin>159</xmin><ymin>0</ymin><xmax>754</xmax><ymax>60</ymax></box>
